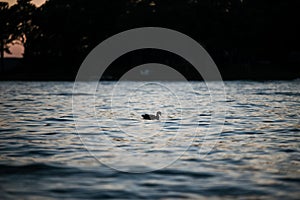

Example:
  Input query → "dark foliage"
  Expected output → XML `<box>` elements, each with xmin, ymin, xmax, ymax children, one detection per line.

<box><xmin>1</xmin><ymin>0</ymin><xmax>300</xmax><ymax>80</ymax></box>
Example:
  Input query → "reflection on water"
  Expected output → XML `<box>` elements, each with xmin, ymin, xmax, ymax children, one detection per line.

<box><xmin>0</xmin><ymin>81</ymin><xmax>299</xmax><ymax>199</ymax></box>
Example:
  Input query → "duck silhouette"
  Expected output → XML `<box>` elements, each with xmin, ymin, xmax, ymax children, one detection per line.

<box><xmin>142</xmin><ymin>111</ymin><xmax>161</xmax><ymax>120</ymax></box>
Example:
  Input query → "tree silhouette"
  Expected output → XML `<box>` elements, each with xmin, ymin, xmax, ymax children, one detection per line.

<box><xmin>0</xmin><ymin>2</ymin><xmax>17</xmax><ymax>70</ymax></box>
<box><xmin>9</xmin><ymin>0</ymin><xmax>37</xmax><ymax>59</ymax></box>
<box><xmin>1</xmin><ymin>0</ymin><xmax>299</xmax><ymax>80</ymax></box>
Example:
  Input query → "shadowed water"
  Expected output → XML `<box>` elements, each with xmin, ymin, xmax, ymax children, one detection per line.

<box><xmin>0</xmin><ymin>81</ymin><xmax>299</xmax><ymax>199</ymax></box>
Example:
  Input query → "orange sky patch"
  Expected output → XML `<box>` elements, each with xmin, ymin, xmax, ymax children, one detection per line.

<box><xmin>6</xmin><ymin>0</ymin><xmax>46</xmax><ymax>7</ymax></box>
<box><xmin>4</xmin><ymin>44</ymin><xmax>24</xmax><ymax>58</ymax></box>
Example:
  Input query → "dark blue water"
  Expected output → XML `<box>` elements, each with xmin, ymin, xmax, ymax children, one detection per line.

<box><xmin>0</xmin><ymin>81</ymin><xmax>299</xmax><ymax>199</ymax></box>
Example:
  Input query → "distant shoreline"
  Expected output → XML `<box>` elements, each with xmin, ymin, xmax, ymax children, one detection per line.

<box><xmin>0</xmin><ymin>58</ymin><xmax>299</xmax><ymax>81</ymax></box>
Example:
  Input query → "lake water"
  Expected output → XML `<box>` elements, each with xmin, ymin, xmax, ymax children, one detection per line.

<box><xmin>0</xmin><ymin>81</ymin><xmax>299</xmax><ymax>199</ymax></box>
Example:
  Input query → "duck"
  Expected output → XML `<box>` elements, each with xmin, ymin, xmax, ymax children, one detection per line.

<box><xmin>142</xmin><ymin>111</ymin><xmax>161</xmax><ymax>120</ymax></box>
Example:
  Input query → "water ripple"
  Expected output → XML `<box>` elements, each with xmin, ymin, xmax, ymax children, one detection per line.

<box><xmin>0</xmin><ymin>81</ymin><xmax>299</xmax><ymax>199</ymax></box>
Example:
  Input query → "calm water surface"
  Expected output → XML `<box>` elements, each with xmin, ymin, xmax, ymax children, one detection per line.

<box><xmin>0</xmin><ymin>81</ymin><xmax>299</xmax><ymax>199</ymax></box>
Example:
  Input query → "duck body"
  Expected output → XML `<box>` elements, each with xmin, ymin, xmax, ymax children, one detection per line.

<box><xmin>142</xmin><ymin>111</ymin><xmax>161</xmax><ymax>120</ymax></box>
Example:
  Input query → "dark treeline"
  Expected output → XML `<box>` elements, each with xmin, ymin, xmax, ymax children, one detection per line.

<box><xmin>1</xmin><ymin>0</ymin><xmax>300</xmax><ymax>80</ymax></box>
